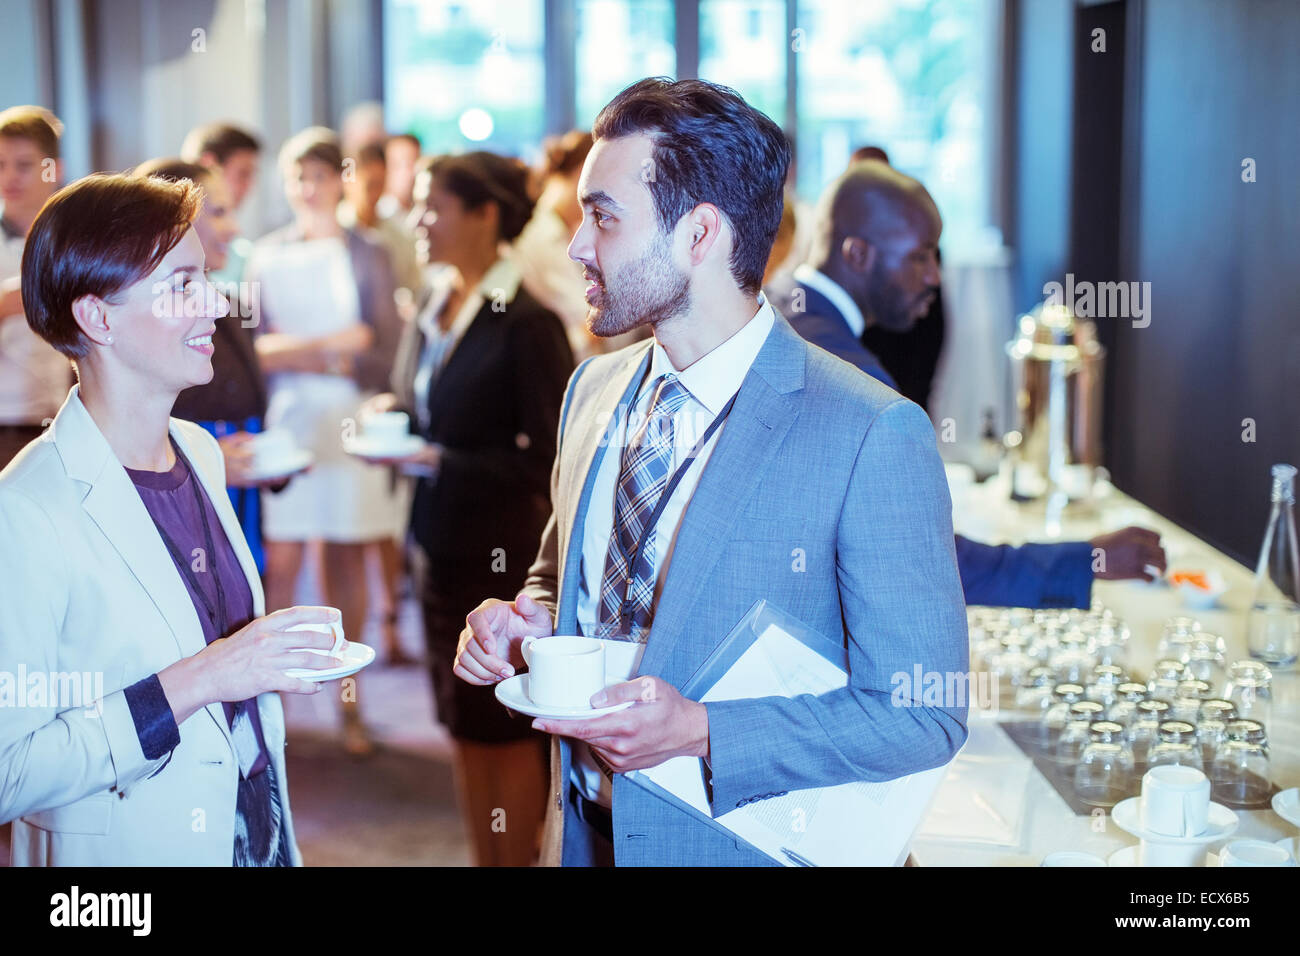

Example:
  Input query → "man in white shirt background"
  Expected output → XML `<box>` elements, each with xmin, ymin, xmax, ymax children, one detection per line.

<box><xmin>0</xmin><ymin>106</ymin><xmax>70</xmax><ymax>470</ymax></box>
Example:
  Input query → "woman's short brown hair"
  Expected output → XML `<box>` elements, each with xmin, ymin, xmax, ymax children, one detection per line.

<box><xmin>21</xmin><ymin>172</ymin><xmax>201</xmax><ymax>359</ymax></box>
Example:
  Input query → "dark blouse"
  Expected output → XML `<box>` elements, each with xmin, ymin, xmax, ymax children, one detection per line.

<box><xmin>121</xmin><ymin>437</ymin><xmax>287</xmax><ymax>865</ymax></box>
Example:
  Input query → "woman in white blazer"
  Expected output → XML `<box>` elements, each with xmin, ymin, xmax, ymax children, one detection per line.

<box><xmin>0</xmin><ymin>172</ymin><xmax>340</xmax><ymax>866</ymax></box>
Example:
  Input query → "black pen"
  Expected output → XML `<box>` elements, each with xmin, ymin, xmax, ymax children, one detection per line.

<box><xmin>781</xmin><ymin>846</ymin><xmax>817</xmax><ymax>867</ymax></box>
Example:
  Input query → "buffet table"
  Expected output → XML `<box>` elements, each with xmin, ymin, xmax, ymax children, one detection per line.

<box><xmin>909</xmin><ymin>470</ymin><xmax>1300</xmax><ymax>866</ymax></box>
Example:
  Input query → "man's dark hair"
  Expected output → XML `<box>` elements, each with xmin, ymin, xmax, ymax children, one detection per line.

<box><xmin>592</xmin><ymin>77</ymin><xmax>790</xmax><ymax>296</ymax></box>
<box><xmin>180</xmin><ymin>122</ymin><xmax>261</xmax><ymax>164</ymax></box>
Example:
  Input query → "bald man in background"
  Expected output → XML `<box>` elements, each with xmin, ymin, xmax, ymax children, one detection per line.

<box><xmin>771</xmin><ymin>160</ymin><xmax>1166</xmax><ymax>609</ymax></box>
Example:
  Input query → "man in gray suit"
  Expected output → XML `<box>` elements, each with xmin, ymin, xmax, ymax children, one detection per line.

<box><xmin>453</xmin><ymin>78</ymin><xmax>969</xmax><ymax>866</ymax></box>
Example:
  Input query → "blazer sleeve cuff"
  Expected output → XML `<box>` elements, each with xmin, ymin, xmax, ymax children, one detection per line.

<box><xmin>701</xmin><ymin>699</ymin><xmax>779</xmax><ymax>815</ymax></box>
<box><xmin>1042</xmin><ymin>541</ymin><xmax>1096</xmax><ymax>609</ymax></box>
<box><xmin>122</xmin><ymin>675</ymin><xmax>182</xmax><ymax>762</ymax></box>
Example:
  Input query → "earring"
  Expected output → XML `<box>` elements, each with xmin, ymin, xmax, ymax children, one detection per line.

<box><xmin>105</xmin><ymin>336</ymin><xmax>113</xmax><ymax>343</ymax></box>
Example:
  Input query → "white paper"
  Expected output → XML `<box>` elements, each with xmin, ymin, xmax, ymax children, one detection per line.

<box><xmin>913</xmin><ymin>720</ymin><xmax>1032</xmax><ymax>847</ymax></box>
<box><xmin>635</xmin><ymin>622</ymin><xmax>950</xmax><ymax>866</ymax></box>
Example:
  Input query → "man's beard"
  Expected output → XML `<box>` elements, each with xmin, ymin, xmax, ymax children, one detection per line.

<box><xmin>586</xmin><ymin>232</ymin><xmax>691</xmax><ymax>338</ymax></box>
<box><xmin>869</xmin><ymin>258</ymin><xmax>934</xmax><ymax>333</ymax></box>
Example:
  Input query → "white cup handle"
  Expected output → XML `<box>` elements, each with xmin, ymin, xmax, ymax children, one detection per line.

<box><xmin>521</xmin><ymin>636</ymin><xmax>538</xmax><ymax>668</ymax></box>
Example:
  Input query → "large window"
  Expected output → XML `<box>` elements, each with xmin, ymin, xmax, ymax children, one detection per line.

<box><xmin>385</xmin><ymin>0</ymin><xmax>999</xmax><ymax>247</ymax></box>
<box><xmin>796</xmin><ymin>0</ymin><xmax>997</xmax><ymax>250</ymax></box>
<box><xmin>575</xmin><ymin>0</ymin><xmax>675</xmax><ymax>127</ymax></box>
<box><xmin>384</xmin><ymin>0</ymin><xmax>546</xmax><ymax>157</ymax></box>
<box><xmin>698</xmin><ymin>0</ymin><xmax>787</xmax><ymax>126</ymax></box>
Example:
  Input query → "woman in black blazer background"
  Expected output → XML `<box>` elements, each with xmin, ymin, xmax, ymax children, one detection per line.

<box><xmin>366</xmin><ymin>152</ymin><xmax>573</xmax><ymax>865</ymax></box>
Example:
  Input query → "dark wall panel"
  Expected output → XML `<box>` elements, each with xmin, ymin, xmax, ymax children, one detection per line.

<box><xmin>1110</xmin><ymin>0</ymin><xmax>1300</xmax><ymax>563</ymax></box>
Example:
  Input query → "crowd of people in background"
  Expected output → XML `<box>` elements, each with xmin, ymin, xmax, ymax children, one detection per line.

<box><xmin>0</xmin><ymin>91</ymin><xmax>1165</xmax><ymax>867</ymax></box>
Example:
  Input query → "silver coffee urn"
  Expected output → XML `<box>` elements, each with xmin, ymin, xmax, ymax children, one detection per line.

<box><xmin>1005</xmin><ymin>303</ymin><xmax>1107</xmax><ymax>532</ymax></box>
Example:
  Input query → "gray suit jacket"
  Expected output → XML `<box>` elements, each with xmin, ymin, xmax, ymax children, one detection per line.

<box><xmin>522</xmin><ymin>312</ymin><xmax>969</xmax><ymax>866</ymax></box>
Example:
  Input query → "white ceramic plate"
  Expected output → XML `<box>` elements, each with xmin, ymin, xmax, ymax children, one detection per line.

<box><xmin>284</xmin><ymin>640</ymin><xmax>376</xmax><ymax>682</ymax></box>
<box><xmin>1108</xmin><ymin>845</ymin><xmax>1218</xmax><ymax>867</ymax></box>
<box><xmin>1271</xmin><ymin>788</ymin><xmax>1300</xmax><ymax>828</ymax></box>
<box><xmin>246</xmin><ymin>449</ymin><xmax>313</xmax><ymax>482</ymax></box>
<box><xmin>494</xmin><ymin>674</ymin><xmax>635</xmax><ymax>720</ymax></box>
<box><xmin>1111</xmin><ymin>797</ymin><xmax>1239</xmax><ymax>844</ymax></box>
<box><xmin>343</xmin><ymin>435</ymin><xmax>427</xmax><ymax>460</ymax></box>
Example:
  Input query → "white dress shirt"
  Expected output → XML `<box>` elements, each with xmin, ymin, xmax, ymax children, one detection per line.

<box><xmin>792</xmin><ymin>263</ymin><xmax>866</xmax><ymax>337</ymax></box>
<box><xmin>571</xmin><ymin>294</ymin><xmax>777</xmax><ymax>806</ymax></box>
<box><xmin>0</xmin><ymin>213</ymin><xmax>72</xmax><ymax>424</ymax></box>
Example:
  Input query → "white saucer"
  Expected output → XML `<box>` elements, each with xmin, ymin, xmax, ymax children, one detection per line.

<box><xmin>284</xmin><ymin>640</ymin><xmax>376</xmax><ymax>682</ymax></box>
<box><xmin>1108</xmin><ymin>845</ymin><xmax>1218</xmax><ymax>867</ymax></box>
<box><xmin>494</xmin><ymin>674</ymin><xmax>636</xmax><ymax>720</ymax></box>
<box><xmin>246</xmin><ymin>449</ymin><xmax>313</xmax><ymax>481</ymax></box>
<box><xmin>343</xmin><ymin>435</ymin><xmax>427</xmax><ymax>460</ymax></box>
<box><xmin>1275</xmin><ymin>835</ymin><xmax>1300</xmax><ymax>859</ymax></box>
<box><xmin>1111</xmin><ymin>797</ymin><xmax>1239</xmax><ymax>844</ymax></box>
<box><xmin>1271</xmin><ymin>788</ymin><xmax>1300</xmax><ymax>828</ymax></box>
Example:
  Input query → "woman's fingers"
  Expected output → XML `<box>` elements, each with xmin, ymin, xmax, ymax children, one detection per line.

<box><xmin>279</xmin><ymin>651</ymin><xmax>343</xmax><ymax>670</ymax></box>
<box><xmin>266</xmin><ymin>605</ymin><xmax>341</xmax><ymax>630</ymax></box>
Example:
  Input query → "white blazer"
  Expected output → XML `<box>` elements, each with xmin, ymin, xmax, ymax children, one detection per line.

<box><xmin>0</xmin><ymin>385</ymin><xmax>302</xmax><ymax>866</ymax></box>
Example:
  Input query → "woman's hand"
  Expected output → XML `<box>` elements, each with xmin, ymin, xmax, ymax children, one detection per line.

<box><xmin>158</xmin><ymin>606</ymin><xmax>343</xmax><ymax>724</ymax></box>
<box><xmin>359</xmin><ymin>392</ymin><xmax>400</xmax><ymax>418</ymax></box>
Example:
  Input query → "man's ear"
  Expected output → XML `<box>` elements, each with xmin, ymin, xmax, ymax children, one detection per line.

<box><xmin>685</xmin><ymin>203</ymin><xmax>724</xmax><ymax>267</ymax></box>
<box><xmin>840</xmin><ymin>235</ymin><xmax>877</xmax><ymax>275</ymax></box>
<box><xmin>71</xmin><ymin>294</ymin><xmax>113</xmax><ymax>347</ymax></box>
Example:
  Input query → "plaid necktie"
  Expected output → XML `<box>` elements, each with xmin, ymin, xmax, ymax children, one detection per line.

<box><xmin>598</xmin><ymin>373</ymin><xmax>692</xmax><ymax>636</ymax></box>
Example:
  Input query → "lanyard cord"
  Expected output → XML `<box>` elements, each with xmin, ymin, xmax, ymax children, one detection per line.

<box><xmin>615</xmin><ymin>362</ymin><xmax>740</xmax><ymax>629</ymax></box>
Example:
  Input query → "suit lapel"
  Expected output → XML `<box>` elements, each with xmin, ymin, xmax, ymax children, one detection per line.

<box><xmin>54</xmin><ymin>388</ymin><xmax>239</xmax><ymax>747</ymax></box>
<box><xmin>638</xmin><ymin>317</ymin><xmax>806</xmax><ymax>680</ymax></box>
<box><xmin>56</xmin><ymin>389</ymin><xmax>211</xmax><ymax>665</ymax></box>
<box><xmin>555</xmin><ymin>343</ymin><xmax>653</xmax><ymax>633</ymax></box>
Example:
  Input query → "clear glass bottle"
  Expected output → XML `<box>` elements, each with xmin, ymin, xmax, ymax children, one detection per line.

<box><xmin>1074</xmin><ymin>720</ymin><xmax>1134</xmax><ymax>808</ymax></box>
<box><xmin>1247</xmin><ymin>464</ymin><xmax>1300</xmax><ymax>667</ymax></box>
<box><xmin>1107</xmin><ymin>682</ymin><xmax>1149</xmax><ymax>729</ymax></box>
<box><xmin>1147</xmin><ymin>720</ymin><xmax>1204</xmax><ymax>772</ymax></box>
<box><xmin>1210</xmin><ymin>719</ymin><xmax>1271</xmax><ymax>807</ymax></box>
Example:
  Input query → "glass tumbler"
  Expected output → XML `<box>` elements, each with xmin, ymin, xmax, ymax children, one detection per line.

<box><xmin>1210</xmin><ymin>719</ymin><xmax>1271</xmax><ymax>807</ymax></box>
<box><xmin>1147</xmin><ymin>720</ymin><xmax>1204</xmax><ymax>772</ymax></box>
<box><xmin>1074</xmin><ymin>720</ymin><xmax>1135</xmax><ymax>808</ymax></box>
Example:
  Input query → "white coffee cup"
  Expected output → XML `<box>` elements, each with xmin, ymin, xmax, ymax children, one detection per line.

<box><xmin>362</xmin><ymin>411</ymin><xmax>410</xmax><ymax>448</ymax></box>
<box><xmin>1138</xmin><ymin>839</ymin><xmax>1206</xmax><ymax>867</ymax></box>
<box><xmin>521</xmin><ymin>635</ymin><xmax>605</xmax><ymax>709</ymax></box>
<box><xmin>1140</xmin><ymin>765</ymin><xmax>1211</xmax><ymax>838</ymax></box>
<box><xmin>286</xmin><ymin>612</ymin><xmax>347</xmax><ymax>660</ymax></box>
<box><xmin>253</xmin><ymin>428</ymin><xmax>297</xmax><ymax>469</ymax></box>
<box><xmin>1219</xmin><ymin>839</ymin><xmax>1296</xmax><ymax>867</ymax></box>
